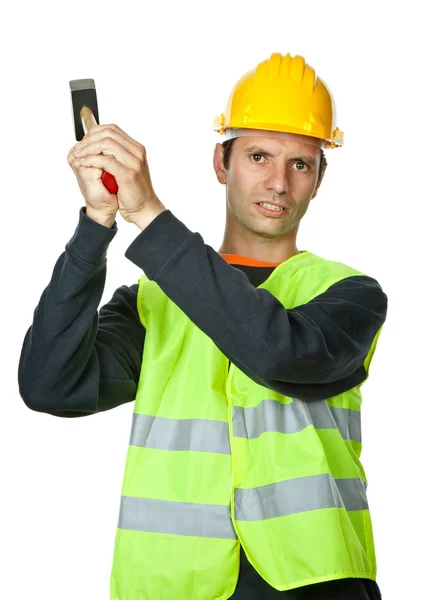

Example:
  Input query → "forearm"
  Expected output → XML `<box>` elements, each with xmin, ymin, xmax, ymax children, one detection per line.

<box><xmin>18</xmin><ymin>207</ymin><xmax>119</xmax><ymax>416</ymax></box>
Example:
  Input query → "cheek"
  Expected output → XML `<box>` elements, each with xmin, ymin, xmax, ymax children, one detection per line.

<box><xmin>291</xmin><ymin>173</ymin><xmax>318</xmax><ymax>196</ymax></box>
<box><xmin>227</xmin><ymin>170</ymin><xmax>252</xmax><ymax>202</ymax></box>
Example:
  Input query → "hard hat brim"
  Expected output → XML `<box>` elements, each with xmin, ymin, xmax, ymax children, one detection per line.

<box><xmin>221</xmin><ymin>128</ymin><xmax>327</xmax><ymax>149</ymax></box>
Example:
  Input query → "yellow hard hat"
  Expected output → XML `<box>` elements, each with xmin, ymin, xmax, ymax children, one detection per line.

<box><xmin>214</xmin><ymin>52</ymin><xmax>344</xmax><ymax>149</ymax></box>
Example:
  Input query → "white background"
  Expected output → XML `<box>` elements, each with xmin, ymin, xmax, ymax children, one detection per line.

<box><xmin>1</xmin><ymin>1</ymin><xmax>433</xmax><ymax>598</ymax></box>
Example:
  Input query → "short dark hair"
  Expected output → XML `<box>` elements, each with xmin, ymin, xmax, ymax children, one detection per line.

<box><xmin>222</xmin><ymin>137</ymin><xmax>327</xmax><ymax>186</ymax></box>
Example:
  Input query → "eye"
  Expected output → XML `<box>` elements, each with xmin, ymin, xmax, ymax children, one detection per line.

<box><xmin>250</xmin><ymin>153</ymin><xmax>265</xmax><ymax>163</ymax></box>
<box><xmin>292</xmin><ymin>161</ymin><xmax>309</xmax><ymax>172</ymax></box>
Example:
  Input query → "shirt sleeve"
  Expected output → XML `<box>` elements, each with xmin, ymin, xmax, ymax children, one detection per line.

<box><xmin>125</xmin><ymin>209</ymin><xmax>388</xmax><ymax>401</ymax></box>
<box><xmin>18</xmin><ymin>207</ymin><xmax>145</xmax><ymax>417</ymax></box>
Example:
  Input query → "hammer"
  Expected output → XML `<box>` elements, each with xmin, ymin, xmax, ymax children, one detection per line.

<box><xmin>69</xmin><ymin>78</ymin><xmax>118</xmax><ymax>194</ymax></box>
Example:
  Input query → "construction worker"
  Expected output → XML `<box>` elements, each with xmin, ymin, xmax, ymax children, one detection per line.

<box><xmin>18</xmin><ymin>52</ymin><xmax>387</xmax><ymax>599</ymax></box>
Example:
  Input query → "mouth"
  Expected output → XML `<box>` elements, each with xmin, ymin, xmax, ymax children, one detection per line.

<box><xmin>256</xmin><ymin>202</ymin><xmax>289</xmax><ymax>216</ymax></box>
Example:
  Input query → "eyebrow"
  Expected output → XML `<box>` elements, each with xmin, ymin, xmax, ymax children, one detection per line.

<box><xmin>243</xmin><ymin>146</ymin><xmax>318</xmax><ymax>168</ymax></box>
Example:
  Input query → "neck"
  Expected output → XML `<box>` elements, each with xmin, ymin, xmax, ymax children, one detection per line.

<box><xmin>218</xmin><ymin>224</ymin><xmax>300</xmax><ymax>264</ymax></box>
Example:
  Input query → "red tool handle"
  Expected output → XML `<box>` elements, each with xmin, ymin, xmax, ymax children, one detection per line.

<box><xmin>80</xmin><ymin>106</ymin><xmax>119</xmax><ymax>195</ymax></box>
<box><xmin>102</xmin><ymin>171</ymin><xmax>119</xmax><ymax>194</ymax></box>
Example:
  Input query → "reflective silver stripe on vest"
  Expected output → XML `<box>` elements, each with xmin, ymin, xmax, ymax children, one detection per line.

<box><xmin>118</xmin><ymin>495</ymin><xmax>237</xmax><ymax>539</ymax></box>
<box><xmin>232</xmin><ymin>398</ymin><xmax>361</xmax><ymax>443</ymax></box>
<box><xmin>130</xmin><ymin>399</ymin><xmax>360</xmax><ymax>455</ymax></box>
<box><xmin>118</xmin><ymin>476</ymin><xmax>368</xmax><ymax>536</ymax></box>
<box><xmin>129</xmin><ymin>413</ymin><xmax>231</xmax><ymax>454</ymax></box>
<box><xmin>234</xmin><ymin>475</ymin><xmax>368</xmax><ymax>521</ymax></box>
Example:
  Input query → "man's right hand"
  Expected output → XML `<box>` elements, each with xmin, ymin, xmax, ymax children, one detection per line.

<box><xmin>68</xmin><ymin>131</ymin><xmax>119</xmax><ymax>227</ymax></box>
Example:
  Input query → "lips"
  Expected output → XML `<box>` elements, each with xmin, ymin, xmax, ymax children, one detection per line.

<box><xmin>257</xmin><ymin>202</ymin><xmax>287</xmax><ymax>209</ymax></box>
<box><xmin>256</xmin><ymin>203</ymin><xmax>288</xmax><ymax>218</ymax></box>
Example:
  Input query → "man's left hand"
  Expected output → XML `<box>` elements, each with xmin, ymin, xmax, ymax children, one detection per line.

<box><xmin>73</xmin><ymin>123</ymin><xmax>166</xmax><ymax>228</ymax></box>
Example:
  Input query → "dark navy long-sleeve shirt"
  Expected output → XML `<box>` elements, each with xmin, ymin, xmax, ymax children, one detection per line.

<box><xmin>18</xmin><ymin>206</ymin><xmax>386</xmax><ymax>599</ymax></box>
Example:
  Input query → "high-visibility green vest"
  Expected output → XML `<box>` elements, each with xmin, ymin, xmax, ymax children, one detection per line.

<box><xmin>110</xmin><ymin>250</ymin><xmax>385</xmax><ymax>600</ymax></box>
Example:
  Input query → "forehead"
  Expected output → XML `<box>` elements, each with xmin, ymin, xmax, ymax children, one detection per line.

<box><xmin>233</xmin><ymin>135</ymin><xmax>320</xmax><ymax>158</ymax></box>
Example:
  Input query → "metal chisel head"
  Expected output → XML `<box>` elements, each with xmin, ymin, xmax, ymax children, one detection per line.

<box><xmin>69</xmin><ymin>78</ymin><xmax>100</xmax><ymax>141</ymax></box>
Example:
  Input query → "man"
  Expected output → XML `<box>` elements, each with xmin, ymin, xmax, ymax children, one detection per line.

<box><xmin>18</xmin><ymin>53</ymin><xmax>387</xmax><ymax>599</ymax></box>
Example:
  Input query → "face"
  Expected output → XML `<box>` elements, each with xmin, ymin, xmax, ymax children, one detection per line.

<box><xmin>213</xmin><ymin>135</ymin><xmax>324</xmax><ymax>241</ymax></box>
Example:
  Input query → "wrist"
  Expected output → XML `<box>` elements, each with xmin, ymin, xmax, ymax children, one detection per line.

<box><xmin>130</xmin><ymin>203</ymin><xmax>166</xmax><ymax>231</ymax></box>
<box><xmin>85</xmin><ymin>207</ymin><xmax>116</xmax><ymax>229</ymax></box>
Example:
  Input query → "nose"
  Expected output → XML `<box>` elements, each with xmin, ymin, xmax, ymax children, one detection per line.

<box><xmin>264</xmin><ymin>162</ymin><xmax>288</xmax><ymax>194</ymax></box>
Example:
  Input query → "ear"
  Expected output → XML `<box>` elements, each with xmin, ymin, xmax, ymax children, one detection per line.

<box><xmin>213</xmin><ymin>143</ymin><xmax>227</xmax><ymax>185</ymax></box>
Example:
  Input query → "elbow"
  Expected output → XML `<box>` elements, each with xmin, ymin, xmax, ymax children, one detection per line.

<box><xmin>19</xmin><ymin>386</ymin><xmax>92</xmax><ymax>418</ymax></box>
<box><xmin>18</xmin><ymin>364</ymin><xmax>51</xmax><ymax>413</ymax></box>
<box><xmin>18</xmin><ymin>380</ymin><xmax>52</xmax><ymax>414</ymax></box>
<box><xmin>18</xmin><ymin>370</ymin><xmax>62</xmax><ymax>415</ymax></box>
<box><xmin>18</xmin><ymin>350</ymin><xmax>97</xmax><ymax>417</ymax></box>
<box><xmin>18</xmin><ymin>371</ymin><xmax>99</xmax><ymax>417</ymax></box>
